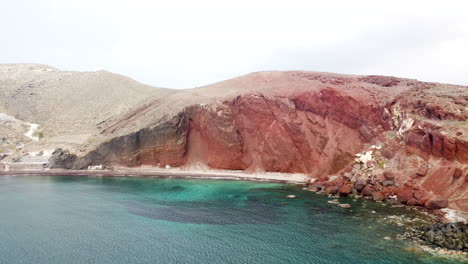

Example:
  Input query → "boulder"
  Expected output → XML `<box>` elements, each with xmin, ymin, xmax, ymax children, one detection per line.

<box><xmin>371</xmin><ymin>191</ymin><xmax>384</xmax><ymax>201</ymax></box>
<box><xmin>413</xmin><ymin>190</ymin><xmax>429</xmax><ymax>206</ymax></box>
<box><xmin>383</xmin><ymin>171</ymin><xmax>395</xmax><ymax>180</ymax></box>
<box><xmin>361</xmin><ymin>185</ymin><xmax>374</xmax><ymax>196</ymax></box>
<box><xmin>413</xmin><ymin>190</ymin><xmax>426</xmax><ymax>200</ymax></box>
<box><xmin>381</xmin><ymin>187</ymin><xmax>393</xmax><ymax>198</ymax></box>
<box><xmin>324</xmin><ymin>186</ymin><xmax>339</xmax><ymax>195</ymax></box>
<box><xmin>354</xmin><ymin>178</ymin><xmax>367</xmax><ymax>192</ymax></box>
<box><xmin>416</xmin><ymin>167</ymin><xmax>428</xmax><ymax>177</ymax></box>
<box><xmin>407</xmin><ymin>198</ymin><xmax>418</xmax><ymax>206</ymax></box>
<box><xmin>395</xmin><ymin>188</ymin><xmax>414</xmax><ymax>204</ymax></box>
<box><xmin>382</xmin><ymin>180</ymin><xmax>394</xmax><ymax>187</ymax></box>
<box><xmin>424</xmin><ymin>195</ymin><xmax>448</xmax><ymax>209</ymax></box>
<box><xmin>339</xmin><ymin>184</ymin><xmax>353</xmax><ymax>196</ymax></box>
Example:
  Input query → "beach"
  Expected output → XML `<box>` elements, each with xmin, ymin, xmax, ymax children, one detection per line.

<box><xmin>0</xmin><ymin>167</ymin><xmax>308</xmax><ymax>184</ymax></box>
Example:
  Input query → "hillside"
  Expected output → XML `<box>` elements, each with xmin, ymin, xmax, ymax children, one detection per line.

<box><xmin>0</xmin><ymin>64</ymin><xmax>176</xmax><ymax>154</ymax></box>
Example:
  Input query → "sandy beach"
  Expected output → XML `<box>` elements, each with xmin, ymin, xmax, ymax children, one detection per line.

<box><xmin>0</xmin><ymin>167</ymin><xmax>308</xmax><ymax>184</ymax></box>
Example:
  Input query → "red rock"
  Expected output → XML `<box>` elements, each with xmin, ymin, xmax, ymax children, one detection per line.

<box><xmin>443</xmin><ymin>138</ymin><xmax>456</xmax><ymax>160</ymax></box>
<box><xmin>372</xmin><ymin>191</ymin><xmax>384</xmax><ymax>201</ymax></box>
<box><xmin>319</xmin><ymin>176</ymin><xmax>330</xmax><ymax>182</ymax></box>
<box><xmin>416</xmin><ymin>196</ymin><xmax>429</xmax><ymax>206</ymax></box>
<box><xmin>383</xmin><ymin>171</ymin><xmax>395</xmax><ymax>180</ymax></box>
<box><xmin>354</xmin><ymin>178</ymin><xmax>367</xmax><ymax>192</ymax></box>
<box><xmin>331</xmin><ymin>179</ymin><xmax>344</xmax><ymax>188</ymax></box>
<box><xmin>361</xmin><ymin>75</ymin><xmax>400</xmax><ymax>87</ymax></box>
<box><xmin>395</xmin><ymin>189</ymin><xmax>414</xmax><ymax>204</ymax></box>
<box><xmin>407</xmin><ymin>131</ymin><xmax>423</xmax><ymax>148</ymax></box>
<box><xmin>339</xmin><ymin>184</ymin><xmax>353</xmax><ymax>196</ymax></box>
<box><xmin>431</xmin><ymin>133</ymin><xmax>443</xmax><ymax>157</ymax></box>
<box><xmin>420</xmin><ymin>134</ymin><xmax>432</xmax><ymax>154</ymax></box>
<box><xmin>381</xmin><ymin>187</ymin><xmax>393</xmax><ymax>198</ymax></box>
<box><xmin>361</xmin><ymin>185</ymin><xmax>374</xmax><ymax>196</ymax></box>
<box><xmin>324</xmin><ymin>186</ymin><xmax>339</xmax><ymax>195</ymax></box>
<box><xmin>456</xmin><ymin>139</ymin><xmax>468</xmax><ymax>163</ymax></box>
<box><xmin>424</xmin><ymin>195</ymin><xmax>448</xmax><ymax>209</ymax></box>
<box><xmin>416</xmin><ymin>167</ymin><xmax>428</xmax><ymax>177</ymax></box>
<box><xmin>407</xmin><ymin>198</ymin><xmax>418</xmax><ymax>206</ymax></box>
<box><xmin>413</xmin><ymin>190</ymin><xmax>426</xmax><ymax>201</ymax></box>
<box><xmin>453</xmin><ymin>168</ymin><xmax>463</xmax><ymax>179</ymax></box>
<box><xmin>381</xmin><ymin>148</ymin><xmax>396</xmax><ymax>159</ymax></box>
<box><xmin>342</xmin><ymin>172</ymin><xmax>352</xmax><ymax>181</ymax></box>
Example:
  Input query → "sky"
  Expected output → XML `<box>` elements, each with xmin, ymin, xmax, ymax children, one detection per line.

<box><xmin>1</xmin><ymin>0</ymin><xmax>468</xmax><ymax>88</ymax></box>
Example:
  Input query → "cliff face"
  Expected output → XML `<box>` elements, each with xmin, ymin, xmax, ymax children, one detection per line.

<box><xmin>1</xmin><ymin>67</ymin><xmax>464</xmax><ymax>211</ymax></box>
<box><xmin>73</xmin><ymin>88</ymin><xmax>382</xmax><ymax>175</ymax></box>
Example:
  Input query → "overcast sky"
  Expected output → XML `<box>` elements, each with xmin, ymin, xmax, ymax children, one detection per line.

<box><xmin>1</xmin><ymin>0</ymin><xmax>468</xmax><ymax>88</ymax></box>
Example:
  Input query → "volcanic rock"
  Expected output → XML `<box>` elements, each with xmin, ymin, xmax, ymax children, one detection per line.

<box><xmin>453</xmin><ymin>168</ymin><xmax>463</xmax><ymax>179</ymax></box>
<box><xmin>339</xmin><ymin>184</ymin><xmax>353</xmax><ymax>196</ymax></box>
<box><xmin>383</xmin><ymin>171</ymin><xmax>395</xmax><ymax>180</ymax></box>
<box><xmin>416</xmin><ymin>167</ymin><xmax>429</xmax><ymax>177</ymax></box>
<box><xmin>371</xmin><ymin>191</ymin><xmax>385</xmax><ymax>201</ymax></box>
<box><xmin>424</xmin><ymin>195</ymin><xmax>449</xmax><ymax>209</ymax></box>
<box><xmin>395</xmin><ymin>189</ymin><xmax>414</xmax><ymax>204</ymax></box>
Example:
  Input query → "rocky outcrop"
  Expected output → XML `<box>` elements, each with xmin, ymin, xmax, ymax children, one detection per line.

<box><xmin>417</xmin><ymin>223</ymin><xmax>468</xmax><ymax>252</ymax></box>
<box><xmin>71</xmin><ymin>113</ymin><xmax>189</xmax><ymax>169</ymax></box>
<box><xmin>405</xmin><ymin>127</ymin><xmax>468</xmax><ymax>163</ymax></box>
<box><xmin>47</xmin><ymin>148</ymin><xmax>77</xmax><ymax>169</ymax></box>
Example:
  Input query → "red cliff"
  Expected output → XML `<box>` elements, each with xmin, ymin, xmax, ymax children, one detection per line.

<box><xmin>61</xmin><ymin>71</ymin><xmax>467</xmax><ymax>211</ymax></box>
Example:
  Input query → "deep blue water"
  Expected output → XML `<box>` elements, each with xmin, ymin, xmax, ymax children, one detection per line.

<box><xmin>0</xmin><ymin>175</ymin><xmax>464</xmax><ymax>264</ymax></box>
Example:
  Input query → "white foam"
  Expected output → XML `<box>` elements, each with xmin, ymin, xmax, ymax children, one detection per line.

<box><xmin>441</xmin><ymin>208</ymin><xmax>467</xmax><ymax>223</ymax></box>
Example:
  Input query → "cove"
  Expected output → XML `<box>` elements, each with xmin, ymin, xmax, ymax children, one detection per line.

<box><xmin>0</xmin><ymin>175</ymin><xmax>463</xmax><ymax>264</ymax></box>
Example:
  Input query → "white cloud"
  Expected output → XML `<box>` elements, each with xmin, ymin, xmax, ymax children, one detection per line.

<box><xmin>1</xmin><ymin>0</ymin><xmax>467</xmax><ymax>88</ymax></box>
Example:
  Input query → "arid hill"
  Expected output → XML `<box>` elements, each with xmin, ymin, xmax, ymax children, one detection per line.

<box><xmin>0</xmin><ymin>64</ymin><xmax>467</xmax><ymax>211</ymax></box>
<box><xmin>0</xmin><ymin>64</ymin><xmax>176</xmax><ymax>154</ymax></box>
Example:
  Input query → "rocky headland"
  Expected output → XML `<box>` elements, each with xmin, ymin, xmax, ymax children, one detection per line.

<box><xmin>1</xmin><ymin>64</ymin><xmax>467</xmax><ymax>253</ymax></box>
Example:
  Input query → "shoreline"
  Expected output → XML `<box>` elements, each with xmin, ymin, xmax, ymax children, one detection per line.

<box><xmin>0</xmin><ymin>168</ymin><xmax>308</xmax><ymax>184</ymax></box>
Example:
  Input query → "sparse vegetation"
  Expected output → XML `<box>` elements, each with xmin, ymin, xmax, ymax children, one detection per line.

<box><xmin>33</xmin><ymin>130</ymin><xmax>44</xmax><ymax>139</ymax></box>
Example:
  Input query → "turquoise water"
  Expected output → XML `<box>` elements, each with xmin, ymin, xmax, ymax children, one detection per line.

<box><xmin>0</xmin><ymin>176</ymin><xmax>464</xmax><ymax>264</ymax></box>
